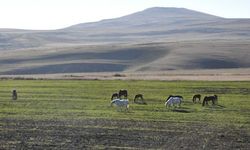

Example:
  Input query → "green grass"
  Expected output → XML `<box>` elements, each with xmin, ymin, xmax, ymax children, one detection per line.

<box><xmin>0</xmin><ymin>80</ymin><xmax>249</xmax><ymax>129</ymax></box>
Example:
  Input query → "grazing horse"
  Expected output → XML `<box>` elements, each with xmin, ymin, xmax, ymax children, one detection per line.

<box><xmin>134</xmin><ymin>94</ymin><xmax>143</xmax><ymax>102</ymax></box>
<box><xmin>111</xmin><ymin>99</ymin><xmax>129</xmax><ymax>111</ymax></box>
<box><xmin>111</xmin><ymin>93</ymin><xmax>119</xmax><ymax>100</ymax></box>
<box><xmin>202</xmin><ymin>95</ymin><xmax>218</xmax><ymax>106</ymax></box>
<box><xmin>12</xmin><ymin>90</ymin><xmax>17</xmax><ymax>100</ymax></box>
<box><xmin>134</xmin><ymin>94</ymin><xmax>146</xmax><ymax>104</ymax></box>
<box><xmin>166</xmin><ymin>95</ymin><xmax>183</xmax><ymax>102</ymax></box>
<box><xmin>165</xmin><ymin>97</ymin><xmax>182</xmax><ymax>107</ymax></box>
<box><xmin>119</xmin><ymin>89</ymin><xmax>128</xmax><ymax>98</ymax></box>
<box><xmin>192</xmin><ymin>94</ymin><xmax>201</xmax><ymax>103</ymax></box>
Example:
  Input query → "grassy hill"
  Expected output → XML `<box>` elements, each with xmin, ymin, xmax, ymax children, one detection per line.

<box><xmin>0</xmin><ymin>7</ymin><xmax>250</xmax><ymax>74</ymax></box>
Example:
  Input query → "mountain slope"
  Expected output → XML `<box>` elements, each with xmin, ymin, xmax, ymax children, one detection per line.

<box><xmin>0</xmin><ymin>7</ymin><xmax>250</xmax><ymax>74</ymax></box>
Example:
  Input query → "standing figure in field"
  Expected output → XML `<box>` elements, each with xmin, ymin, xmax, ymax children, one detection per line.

<box><xmin>192</xmin><ymin>94</ymin><xmax>201</xmax><ymax>103</ymax></box>
<box><xmin>119</xmin><ymin>89</ymin><xmax>128</xmax><ymax>99</ymax></box>
<box><xmin>134</xmin><ymin>94</ymin><xmax>146</xmax><ymax>104</ymax></box>
<box><xmin>111</xmin><ymin>93</ymin><xmax>119</xmax><ymax>100</ymax></box>
<box><xmin>12</xmin><ymin>89</ymin><xmax>17</xmax><ymax>100</ymax></box>
<box><xmin>202</xmin><ymin>95</ymin><xmax>218</xmax><ymax>106</ymax></box>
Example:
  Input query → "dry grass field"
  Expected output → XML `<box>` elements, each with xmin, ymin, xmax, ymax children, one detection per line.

<box><xmin>1</xmin><ymin>68</ymin><xmax>250</xmax><ymax>81</ymax></box>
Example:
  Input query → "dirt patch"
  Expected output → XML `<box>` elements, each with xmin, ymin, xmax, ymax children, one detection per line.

<box><xmin>0</xmin><ymin>118</ymin><xmax>249</xmax><ymax>149</ymax></box>
<box><xmin>192</xmin><ymin>87</ymin><xmax>250</xmax><ymax>95</ymax></box>
<box><xmin>1</xmin><ymin>69</ymin><xmax>250</xmax><ymax>81</ymax></box>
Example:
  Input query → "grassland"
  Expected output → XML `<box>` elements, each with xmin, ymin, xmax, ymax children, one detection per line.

<box><xmin>0</xmin><ymin>80</ymin><xmax>249</xmax><ymax>149</ymax></box>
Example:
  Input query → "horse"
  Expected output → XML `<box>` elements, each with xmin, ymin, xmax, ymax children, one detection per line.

<box><xmin>192</xmin><ymin>94</ymin><xmax>201</xmax><ymax>103</ymax></box>
<box><xmin>110</xmin><ymin>99</ymin><xmax>129</xmax><ymax>111</ymax></box>
<box><xmin>202</xmin><ymin>95</ymin><xmax>218</xmax><ymax>106</ymax></box>
<box><xmin>134</xmin><ymin>94</ymin><xmax>143</xmax><ymax>102</ymax></box>
<box><xmin>165</xmin><ymin>97</ymin><xmax>182</xmax><ymax>107</ymax></box>
<box><xmin>119</xmin><ymin>89</ymin><xmax>128</xmax><ymax>98</ymax></box>
<box><xmin>134</xmin><ymin>94</ymin><xmax>146</xmax><ymax>104</ymax></box>
<box><xmin>12</xmin><ymin>89</ymin><xmax>17</xmax><ymax>100</ymax></box>
<box><xmin>111</xmin><ymin>93</ymin><xmax>119</xmax><ymax>100</ymax></box>
<box><xmin>165</xmin><ymin>95</ymin><xmax>183</xmax><ymax>102</ymax></box>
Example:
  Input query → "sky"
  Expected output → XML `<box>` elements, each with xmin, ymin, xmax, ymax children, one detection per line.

<box><xmin>0</xmin><ymin>0</ymin><xmax>249</xmax><ymax>30</ymax></box>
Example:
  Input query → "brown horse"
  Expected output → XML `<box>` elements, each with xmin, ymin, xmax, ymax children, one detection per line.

<box><xmin>111</xmin><ymin>93</ymin><xmax>119</xmax><ymax>100</ymax></box>
<box><xmin>12</xmin><ymin>90</ymin><xmax>17</xmax><ymax>100</ymax></box>
<box><xmin>134</xmin><ymin>94</ymin><xmax>146</xmax><ymax>104</ymax></box>
<box><xmin>119</xmin><ymin>89</ymin><xmax>128</xmax><ymax>98</ymax></box>
<box><xmin>192</xmin><ymin>94</ymin><xmax>201</xmax><ymax>103</ymax></box>
<box><xmin>202</xmin><ymin>95</ymin><xmax>218</xmax><ymax>106</ymax></box>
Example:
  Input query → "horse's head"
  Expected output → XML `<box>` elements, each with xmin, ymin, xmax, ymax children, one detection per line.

<box><xmin>110</xmin><ymin>100</ymin><xmax>116</xmax><ymax>107</ymax></box>
<box><xmin>165</xmin><ymin>101</ymin><xmax>169</xmax><ymax>106</ymax></box>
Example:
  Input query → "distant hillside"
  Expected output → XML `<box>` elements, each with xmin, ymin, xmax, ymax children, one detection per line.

<box><xmin>0</xmin><ymin>7</ymin><xmax>250</xmax><ymax>74</ymax></box>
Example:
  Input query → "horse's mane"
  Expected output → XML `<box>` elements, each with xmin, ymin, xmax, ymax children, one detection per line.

<box><xmin>166</xmin><ymin>95</ymin><xmax>173</xmax><ymax>101</ymax></box>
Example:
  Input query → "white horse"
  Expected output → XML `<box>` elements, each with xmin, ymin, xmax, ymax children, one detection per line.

<box><xmin>110</xmin><ymin>99</ymin><xmax>129</xmax><ymax>111</ymax></box>
<box><xmin>165</xmin><ymin>97</ymin><xmax>182</xmax><ymax>107</ymax></box>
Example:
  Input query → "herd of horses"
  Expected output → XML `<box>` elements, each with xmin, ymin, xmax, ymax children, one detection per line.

<box><xmin>110</xmin><ymin>89</ymin><xmax>218</xmax><ymax>111</ymax></box>
<box><xmin>12</xmin><ymin>88</ymin><xmax>217</xmax><ymax>111</ymax></box>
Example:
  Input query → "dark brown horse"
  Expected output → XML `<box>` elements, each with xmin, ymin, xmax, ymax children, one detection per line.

<box><xmin>134</xmin><ymin>94</ymin><xmax>146</xmax><ymax>104</ymax></box>
<box><xmin>111</xmin><ymin>93</ymin><xmax>119</xmax><ymax>100</ymax></box>
<box><xmin>12</xmin><ymin>90</ymin><xmax>17</xmax><ymax>100</ymax></box>
<box><xmin>202</xmin><ymin>95</ymin><xmax>218</xmax><ymax>106</ymax></box>
<box><xmin>119</xmin><ymin>89</ymin><xmax>128</xmax><ymax>98</ymax></box>
<box><xmin>192</xmin><ymin>94</ymin><xmax>201</xmax><ymax>103</ymax></box>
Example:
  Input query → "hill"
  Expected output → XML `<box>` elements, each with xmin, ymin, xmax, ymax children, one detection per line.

<box><xmin>0</xmin><ymin>7</ymin><xmax>250</xmax><ymax>74</ymax></box>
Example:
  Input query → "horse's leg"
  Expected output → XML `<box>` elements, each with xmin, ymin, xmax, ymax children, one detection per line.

<box><xmin>126</xmin><ymin>105</ymin><xmax>129</xmax><ymax>112</ymax></box>
<box><xmin>202</xmin><ymin>99</ymin><xmax>205</xmax><ymax>106</ymax></box>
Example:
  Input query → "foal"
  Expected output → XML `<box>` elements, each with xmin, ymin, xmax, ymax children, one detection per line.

<box><xmin>192</xmin><ymin>94</ymin><xmax>201</xmax><ymax>103</ymax></box>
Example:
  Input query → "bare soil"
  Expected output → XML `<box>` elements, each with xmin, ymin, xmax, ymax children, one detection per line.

<box><xmin>1</xmin><ymin>69</ymin><xmax>250</xmax><ymax>81</ymax></box>
<box><xmin>0</xmin><ymin>118</ymin><xmax>249</xmax><ymax>149</ymax></box>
